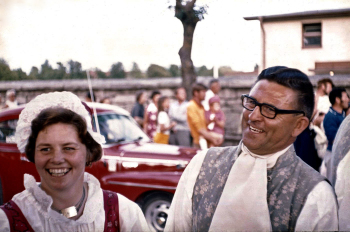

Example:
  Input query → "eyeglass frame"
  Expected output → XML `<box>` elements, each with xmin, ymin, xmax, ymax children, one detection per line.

<box><xmin>241</xmin><ymin>94</ymin><xmax>306</xmax><ymax>119</ymax></box>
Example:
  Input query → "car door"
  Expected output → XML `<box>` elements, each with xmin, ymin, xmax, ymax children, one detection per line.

<box><xmin>0</xmin><ymin>117</ymin><xmax>39</xmax><ymax>204</ymax></box>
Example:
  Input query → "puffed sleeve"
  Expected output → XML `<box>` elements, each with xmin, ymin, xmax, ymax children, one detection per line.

<box><xmin>0</xmin><ymin>209</ymin><xmax>10</xmax><ymax>232</ymax></box>
<box><xmin>295</xmin><ymin>181</ymin><xmax>338</xmax><ymax>231</ymax></box>
<box><xmin>117</xmin><ymin>194</ymin><xmax>151</xmax><ymax>232</ymax></box>
<box><xmin>164</xmin><ymin>149</ymin><xmax>207</xmax><ymax>232</ymax></box>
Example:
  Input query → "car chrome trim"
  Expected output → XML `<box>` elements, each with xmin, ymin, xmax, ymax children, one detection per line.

<box><xmin>108</xmin><ymin>181</ymin><xmax>177</xmax><ymax>190</ymax></box>
<box><xmin>103</xmin><ymin>155</ymin><xmax>189</xmax><ymax>166</ymax></box>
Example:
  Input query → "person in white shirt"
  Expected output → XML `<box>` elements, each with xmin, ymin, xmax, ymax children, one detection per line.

<box><xmin>315</xmin><ymin>78</ymin><xmax>334</xmax><ymax>115</ymax></box>
<box><xmin>154</xmin><ymin>96</ymin><xmax>176</xmax><ymax>144</ymax></box>
<box><xmin>202</xmin><ymin>79</ymin><xmax>220</xmax><ymax>111</ymax></box>
<box><xmin>0</xmin><ymin>92</ymin><xmax>150</xmax><ymax>232</ymax></box>
<box><xmin>165</xmin><ymin>67</ymin><xmax>338</xmax><ymax>232</ymax></box>
<box><xmin>168</xmin><ymin>87</ymin><xmax>191</xmax><ymax>147</ymax></box>
<box><xmin>4</xmin><ymin>89</ymin><xmax>18</xmax><ymax>109</ymax></box>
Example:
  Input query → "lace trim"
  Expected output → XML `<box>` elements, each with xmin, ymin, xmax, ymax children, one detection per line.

<box><xmin>22</xmin><ymin>173</ymin><xmax>103</xmax><ymax>224</ymax></box>
<box><xmin>15</xmin><ymin>91</ymin><xmax>105</xmax><ymax>153</ymax></box>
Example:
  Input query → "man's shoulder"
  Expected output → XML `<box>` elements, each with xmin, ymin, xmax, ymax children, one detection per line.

<box><xmin>295</xmin><ymin>155</ymin><xmax>328</xmax><ymax>183</ymax></box>
<box><xmin>204</xmin><ymin>146</ymin><xmax>239</xmax><ymax>163</ymax></box>
<box><xmin>187</xmin><ymin>100</ymin><xmax>196</xmax><ymax>107</ymax></box>
<box><xmin>324</xmin><ymin>110</ymin><xmax>336</xmax><ymax>122</ymax></box>
<box><xmin>187</xmin><ymin>100</ymin><xmax>200</xmax><ymax>111</ymax></box>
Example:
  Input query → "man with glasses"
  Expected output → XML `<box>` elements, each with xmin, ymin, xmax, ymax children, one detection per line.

<box><xmin>165</xmin><ymin>67</ymin><xmax>338</xmax><ymax>231</ymax></box>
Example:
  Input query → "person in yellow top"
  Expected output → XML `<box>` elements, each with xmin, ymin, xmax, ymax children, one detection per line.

<box><xmin>187</xmin><ymin>83</ymin><xmax>224</xmax><ymax>148</ymax></box>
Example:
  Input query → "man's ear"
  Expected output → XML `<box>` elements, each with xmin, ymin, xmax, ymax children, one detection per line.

<box><xmin>335</xmin><ymin>96</ymin><xmax>341</xmax><ymax>105</ymax></box>
<box><xmin>292</xmin><ymin>116</ymin><xmax>309</xmax><ymax>138</ymax></box>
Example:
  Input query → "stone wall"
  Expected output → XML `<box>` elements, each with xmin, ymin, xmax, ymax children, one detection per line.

<box><xmin>1</xmin><ymin>74</ymin><xmax>350</xmax><ymax>146</ymax></box>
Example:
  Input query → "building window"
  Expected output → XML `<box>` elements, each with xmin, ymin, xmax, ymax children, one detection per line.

<box><xmin>302</xmin><ymin>23</ymin><xmax>321</xmax><ymax>48</ymax></box>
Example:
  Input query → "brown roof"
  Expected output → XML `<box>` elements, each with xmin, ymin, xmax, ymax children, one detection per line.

<box><xmin>244</xmin><ymin>8</ymin><xmax>350</xmax><ymax>22</ymax></box>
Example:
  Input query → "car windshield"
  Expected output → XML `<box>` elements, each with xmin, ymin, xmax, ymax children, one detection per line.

<box><xmin>94</xmin><ymin>113</ymin><xmax>150</xmax><ymax>144</ymax></box>
<box><xmin>0</xmin><ymin>119</ymin><xmax>17</xmax><ymax>143</ymax></box>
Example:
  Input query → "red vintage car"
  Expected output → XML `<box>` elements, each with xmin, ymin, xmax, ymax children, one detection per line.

<box><xmin>0</xmin><ymin>102</ymin><xmax>198</xmax><ymax>231</ymax></box>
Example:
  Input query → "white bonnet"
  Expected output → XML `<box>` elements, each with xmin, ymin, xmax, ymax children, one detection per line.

<box><xmin>15</xmin><ymin>91</ymin><xmax>106</xmax><ymax>153</ymax></box>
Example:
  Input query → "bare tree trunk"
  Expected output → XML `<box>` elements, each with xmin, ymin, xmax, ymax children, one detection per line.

<box><xmin>175</xmin><ymin>0</ymin><xmax>199</xmax><ymax>100</ymax></box>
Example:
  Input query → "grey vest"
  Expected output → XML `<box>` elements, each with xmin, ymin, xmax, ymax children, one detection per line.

<box><xmin>328</xmin><ymin>115</ymin><xmax>350</xmax><ymax>186</ymax></box>
<box><xmin>192</xmin><ymin>143</ymin><xmax>327</xmax><ymax>232</ymax></box>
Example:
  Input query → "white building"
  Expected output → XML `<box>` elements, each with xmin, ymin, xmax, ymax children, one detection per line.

<box><xmin>244</xmin><ymin>8</ymin><xmax>350</xmax><ymax>76</ymax></box>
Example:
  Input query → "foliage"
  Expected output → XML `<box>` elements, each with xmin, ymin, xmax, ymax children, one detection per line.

<box><xmin>95</xmin><ymin>68</ymin><xmax>107</xmax><ymax>79</ymax></box>
<box><xmin>169</xmin><ymin>64</ymin><xmax>181</xmax><ymax>77</ymax></box>
<box><xmin>169</xmin><ymin>0</ymin><xmax>208</xmax><ymax>22</ymax></box>
<box><xmin>197</xmin><ymin>65</ymin><xmax>213</xmax><ymax>77</ymax></box>
<box><xmin>12</xmin><ymin>68</ymin><xmax>29</xmax><ymax>80</ymax></box>
<box><xmin>129</xmin><ymin>62</ymin><xmax>144</xmax><ymax>78</ymax></box>
<box><xmin>29</xmin><ymin>66</ymin><xmax>39</xmax><ymax>79</ymax></box>
<box><xmin>68</xmin><ymin>60</ymin><xmax>85</xmax><ymax>79</ymax></box>
<box><xmin>147</xmin><ymin>64</ymin><xmax>171</xmax><ymax>78</ymax></box>
<box><xmin>219</xmin><ymin>66</ymin><xmax>235</xmax><ymax>77</ymax></box>
<box><xmin>0</xmin><ymin>59</ymin><xmax>16</xmax><ymax>80</ymax></box>
<box><xmin>110</xmin><ymin>62</ymin><xmax>126</xmax><ymax>79</ymax></box>
<box><xmin>0</xmin><ymin>58</ymin><xmax>217</xmax><ymax>81</ymax></box>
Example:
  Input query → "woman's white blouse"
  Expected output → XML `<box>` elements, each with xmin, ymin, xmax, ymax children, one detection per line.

<box><xmin>0</xmin><ymin>173</ymin><xmax>150</xmax><ymax>232</ymax></box>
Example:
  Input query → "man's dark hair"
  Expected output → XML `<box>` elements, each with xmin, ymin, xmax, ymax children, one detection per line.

<box><xmin>135</xmin><ymin>90</ymin><xmax>145</xmax><ymax>102</ymax></box>
<box><xmin>317</xmin><ymin>78</ymin><xmax>334</xmax><ymax>89</ymax></box>
<box><xmin>256</xmin><ymin>66</ymin><xmax>314</xmax><ymax>120</ymax></box>
<box><xmin>329</xmin><ymin>87</ymin><xmax>347</xmax><ymax>105</ymax></box>
<box><xmin>157</xmin><ymin>96</ymin><xmax>169</xmax><ymax>116</ymax></box>
<box><xmin>191</xmin><ymin>83</ymin><xmax>207</xmax><ymax>95</ymax></box>
<box><xmin>25</xmin><ymin>107</ymin><xmax>102</xmax><ymax>165</ymax></box>
<box><xmin>150</xmin><ymin>90</ymin><xmax>161</xmax><ymax>100</ymax></box>
<box><xmin>86</xmin><ymin>91</ymin><xmax>95</xmax><ymax>101</ymax></box>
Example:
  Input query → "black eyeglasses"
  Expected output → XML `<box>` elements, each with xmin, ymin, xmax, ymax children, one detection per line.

<box><xmin>241</xmin><ymin>94</ymin><xmax>305</xmax><ymax>119</ymax></box>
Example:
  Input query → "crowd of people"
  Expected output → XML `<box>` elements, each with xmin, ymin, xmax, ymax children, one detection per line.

<box><xmin>131</xmin><ymin>79</ymin><xmax>226</xmax><ymax>149</ymax></box>
<box><xmin>293</xmin><ymin>78</ymin><xmax>350</xmax><ymax>176</ymax></box>
<box><xmin>0</xmin><ymin>66</ymin><xmax>350</xmax><ymax>231</ymax></box>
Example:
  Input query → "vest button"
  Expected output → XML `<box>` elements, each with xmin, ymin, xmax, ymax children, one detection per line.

<box><xmin>267</xmin><ymin>176</ymin><xmax>272</xmax><ymax>181</ymax></box>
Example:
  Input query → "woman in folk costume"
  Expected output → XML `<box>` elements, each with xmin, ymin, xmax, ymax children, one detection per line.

<box><xmin>0</xmin><ymin>91</ymin><xmax>150</xmax><ymax>232</ymax></box>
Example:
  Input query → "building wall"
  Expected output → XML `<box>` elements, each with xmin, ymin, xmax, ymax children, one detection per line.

<box><xmin>263</xmin><ymin>17</ymin><xmax>350</xmax><ymax>75</ymax></box>
<box><xmin>1</xmin><ymin>75</ymin><xmax>349</xmax><ymax>146</ymax></box>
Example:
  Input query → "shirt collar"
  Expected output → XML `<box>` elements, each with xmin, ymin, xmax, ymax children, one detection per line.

<box><xmin>241</xmin><ymin>144</ymin><xmax>292</xmax><ymax>168</ymax></box>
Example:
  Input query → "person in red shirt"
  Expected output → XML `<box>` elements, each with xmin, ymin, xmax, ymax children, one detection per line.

<box><xmin>205</xmin><ymin>95</ymin><xmax>225</xmax><ymax>147</ymax></box>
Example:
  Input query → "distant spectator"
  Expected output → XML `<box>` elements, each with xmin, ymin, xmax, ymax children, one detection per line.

<box><xmin>144</xmin><ymin>90</ymin><xmax>161</xmax><ymax>139</ymax></box>
<box><xmin>154</xmin><ymin>96</ymin><xmax>176</xmax><ymax>144</ymax></box>
<box><xmin>169</xmin><ymin>87</ymin><xmax>191</xmax><ymax>147</ymax></box>
<box><xmin>202</xmin><ymin>79</ymin><xmax>221</xmax><ymax>111</ymax></box>
<box><xmin>324</xmin><ymin>87</ymin><xmax>349</xmax><ymax>151</ymax></box>
<box><xmin>299</xmin><ymin>79</ymin><xmax>333</xmax><ymax>173</ymax></box>
<box><xmin>187</xmin><ymin>83</ymin><xmax>223</xmax><ymax>149</ymax></box>
<box><xmin>131</xmin><ymin>91</ymin><xmax>147</xmax><ymax>127</ymax></box>
<box><xmin>3</xmin><ymin>89</ymin><xmax>18</xmax><ymax>109</ymax></box>
<box><xmin>85</xmin><ymin>91</ymin><xmax>96</xmax><ymax>102</ymax></box>
<box><xmin>323</xmin><ymin>87</ymin><xmax>349</xmax><ymax>177</ymax></box>
<box><xmin>204</xmin><ymin>95</ymin><xmax>225</xmax><ymax>147</ymax></box>
<box><xmin>315</xmin><ymin>78</ymin><xmax>334</xmax><ymax>115</ymax></box>
<box><xmin>100</xmin><ymin>97</ymin><xmax>111</xmax><ymax>104</ymax></box>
